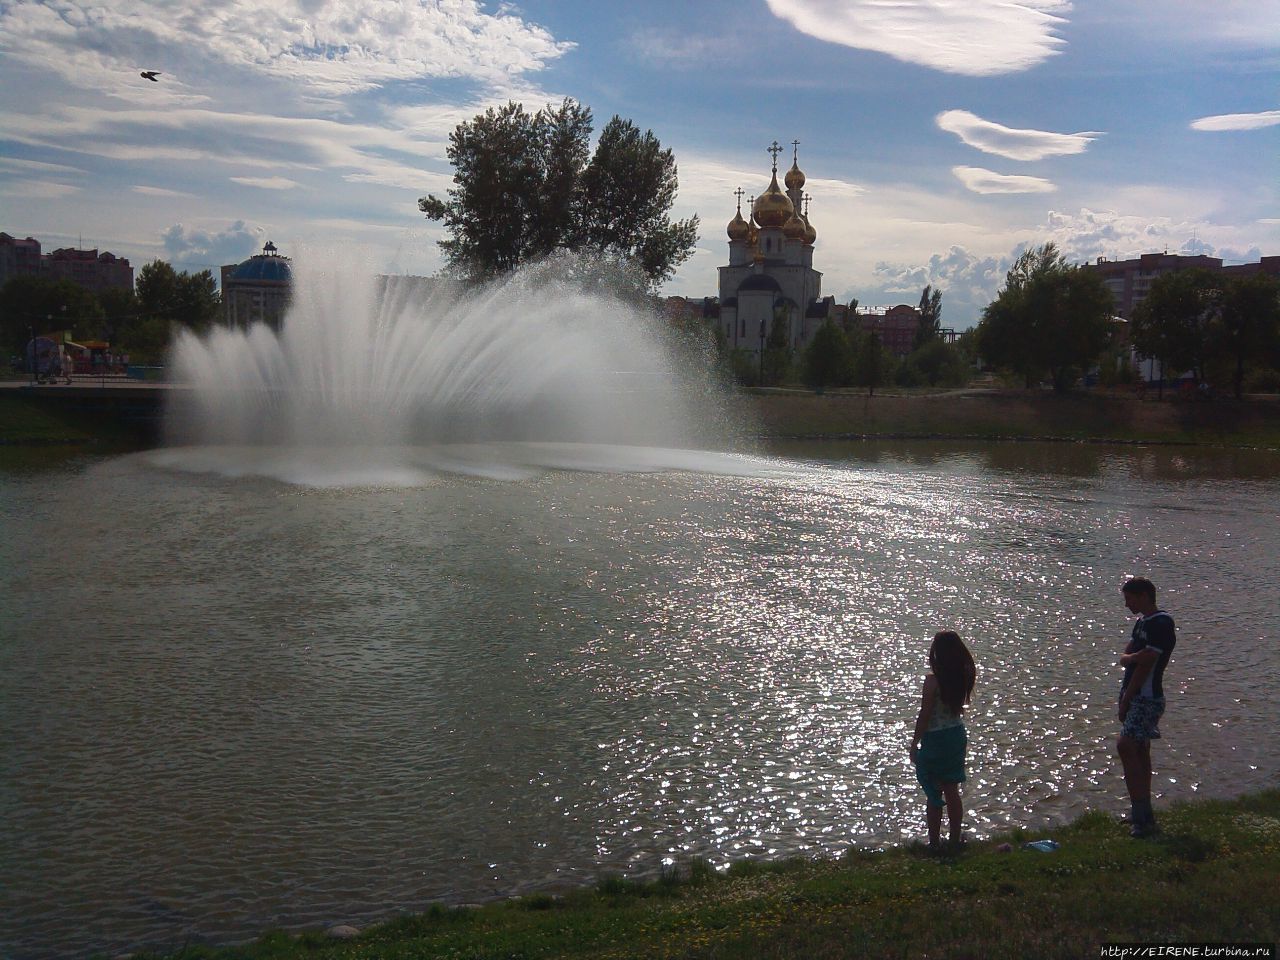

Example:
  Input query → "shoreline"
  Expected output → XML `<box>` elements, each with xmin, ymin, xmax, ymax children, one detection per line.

<box><xmin>109</xmin><ymin>789</ymin><xmax>1279</xmax><ymax>960</ymax></box>
<box><xmin>4</xmin><ymin>387</ymin><xmax>1280</xmax><ymax>451</ymax></box>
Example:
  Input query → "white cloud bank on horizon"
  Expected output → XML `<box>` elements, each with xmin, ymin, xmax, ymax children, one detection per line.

<box><xmin>953</xmin><ymin>166</ymin><xmax>1056</xmax><ymax>194</ymax></box>
<box><xmin>937</xmin><ymin>110</ymin><xmax>1100</xmax><ymax>160</ymax></box>
<box><xmin>0</xmin><ymin>0</ymin><xmax>573</xmax><ymax>95</ymax></box>
<box><xmin>163</xmin><ymin>220</ymin><xmax>269</xmax><ymax>269</ymax></box>
<box><xmin>764</xmin><ymin>0</ymin><xmax>1071</xmax><ymax>76</ymax></box>
<box><xmin>1190</xmin><ymin>110</ymin><xmax>1280</xmax><ymax>131</ymax></box>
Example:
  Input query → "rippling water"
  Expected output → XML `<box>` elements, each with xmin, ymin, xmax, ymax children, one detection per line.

<box><xmin>2</xmin><ymin>440</ymin><xmax>1277</xmax><ymax>959</ymax></box>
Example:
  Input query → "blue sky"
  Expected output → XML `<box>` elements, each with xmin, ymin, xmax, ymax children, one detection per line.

<box><xmin>1</xmin><ymin>0</ymin><xmax>1277</xmax><ymax>326</ymax></box>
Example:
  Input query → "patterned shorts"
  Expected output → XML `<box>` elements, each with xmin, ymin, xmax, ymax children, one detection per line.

<box><xmin>1122</xmin><ymin>695</ymin><xmax>1166</xmax><ymax>741</ymax></box>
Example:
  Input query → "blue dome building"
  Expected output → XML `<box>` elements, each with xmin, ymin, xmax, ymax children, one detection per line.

<box><xmin>221</xmin><ymin>241</ymin><xmax>292</xmax><ymax>329</ymax></box>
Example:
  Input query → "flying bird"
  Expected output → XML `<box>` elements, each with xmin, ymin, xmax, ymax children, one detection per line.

<box><xmin>140</xmin><ymin>70</ymin><xmax>161</xmax><ymax>81</ymax></box>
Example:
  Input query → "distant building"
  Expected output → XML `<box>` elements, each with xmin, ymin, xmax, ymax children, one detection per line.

<box><xmin>221</xmin><ymin>241</ymin><xmax>292</xmax><ymax>329</ymax></box>
<box><xmin>43</xmin><ymin>246</ymin><xmax>134</xmax><ymax>292</ymax></box>
<box><xmin>1083</xmin><ymin>252</ymin><xmax>1280</xmax><ymax>319</ymax></box>
<box><xmin>0</xmin><ymin>232</ymin><xmax>133</xmax><ymax>292</ymax></box>
<box><xmin>856</xmin><ymin>304</ymin><xmax>923</xmax><ymax>358</ymax></box>
<box><xmin>0</xmin><ymin>233</ymin><xmax>42</xmax><ymax>288</ymax></box>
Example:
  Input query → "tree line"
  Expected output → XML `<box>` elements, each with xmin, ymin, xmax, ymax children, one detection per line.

<box><xmin>1</xmin><ymin>261</ymin><xmax>220</xmax><ymax>365</ymax></box>
<box><xmin>971</xmin><ymin>243</ymin><xmax>1280</xmax><ymax>398</ymax></box>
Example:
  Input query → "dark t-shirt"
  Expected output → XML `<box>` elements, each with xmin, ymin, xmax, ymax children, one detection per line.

<box><xmin>1122</xmin><ymin>611</ymin><xmax>1176</xmax><ymax>699</ymax></box>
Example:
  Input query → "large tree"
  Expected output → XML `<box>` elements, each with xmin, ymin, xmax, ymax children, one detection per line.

<box><xmin>1211</xmin><ymin>272</ymin><xmax>1280</xmax><ymax>399</ymax></box>
<box><xmin>852</xmin><ymin>330</ymin><xmax>889</xmax><ymax>396</ymax></box>
<box><xmin>0</xmin><ymin>276</ymin><xmax>102</xmax><ymax>355</ymax></box>
<box><xmin>975</xmin><ymin>243</ymin><xmax>1114</xmax><ymax>391</ymax></box>
<box><xmin>136</xmin><ymin>260</ymin><xmax>220</xmax><ymax>335</ymax></box>
<box><xmin>419</xmin><ymin>99</ymin><xmax>699</xmax><ymax>290</ymax></box>
<box><xmin>1130</xmin><ymin>268</ymin><xmax>1221</xmax><ymax>381</ymax></box>
<box><xmin>802</xmin><ymin>319</ymin><xmax>852</xmax><ymax>394</ymax></box>
<box><xmin>913</xmin><ymin>284</ymin><xmax>942</xmax><ymax>350</ymax></box>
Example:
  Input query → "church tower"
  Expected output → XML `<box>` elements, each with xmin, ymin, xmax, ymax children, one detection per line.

<box><xmin>717</xmin><ymin>141</ymin><xmax>832</xmax><ymax>358</ymax></box>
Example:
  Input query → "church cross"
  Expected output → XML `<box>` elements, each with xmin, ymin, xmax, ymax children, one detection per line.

<box><xmin>734</xmin><ymin>186</ymin><xmax>745</xmax><ymax>213</ymax></box>
<box><xmin>803</xmin><ymin>191</ymin><xmax>812</xmax><ymax>215</ymax></box>
<box><xmin>792</xmin><ymin>139</ymin><xmax>800</xmax><ymax>163</ymax></box>
<box><xmin>767</xmin><ymin>140</ymin><xmax>782</xmax><ymax>172</ymax></box>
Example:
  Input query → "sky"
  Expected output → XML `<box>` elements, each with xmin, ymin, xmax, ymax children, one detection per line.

<box><xmin>1</xmin><ymin>0</ymin><xmax>1277</xmax><ymax>327</ymax></box>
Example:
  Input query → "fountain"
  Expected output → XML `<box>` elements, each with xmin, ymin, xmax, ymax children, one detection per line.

<box><xmin>158</xmin><ymin>252</ymin><xmax>745</xmax><ymax>485</ymax></box>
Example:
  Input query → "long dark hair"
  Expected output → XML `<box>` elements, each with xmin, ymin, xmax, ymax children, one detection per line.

<box><xmin>929</xmin><ymin>630</ymin><xmax>976</xmax><ymax>715</ymax></box>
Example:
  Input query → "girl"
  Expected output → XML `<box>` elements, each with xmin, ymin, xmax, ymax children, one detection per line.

<box><xmin>909</xmin><ymin>630</ymin><xmax>977</xmax><ymax>851</ymax></box>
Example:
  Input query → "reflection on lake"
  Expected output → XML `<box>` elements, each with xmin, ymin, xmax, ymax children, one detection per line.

<box><xmin>2</xmin><ymin>440</ymin><xmax>1278</xmax><ymax>959</ymax></box>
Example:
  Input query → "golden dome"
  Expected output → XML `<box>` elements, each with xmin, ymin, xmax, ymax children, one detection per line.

<box><xmin>783</xmin><ymin>211</ymin><xmax>807</xmax><ymax>240</ymax></box>
<box><xmin>802</xmin><ymin>213</ymin><xmax>817</xmax><ymax>246</ymax></box>
<box><xmin>751</xmin><ymin>170</ymin><xmax>793</xmax><ymax>228</ymax></box>
<box><xmin>727</xmin><ymin>210</ymin><xmax>750</xmax><ymax>241</ymax></box>
<box><xmin>785</xmin><ymin>160</ymin><xmax>805</xmax><ymax>191</ymax></box>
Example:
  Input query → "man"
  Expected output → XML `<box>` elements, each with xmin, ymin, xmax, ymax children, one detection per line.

<box><xmin>1117</xmin><ymin>577</ymin><xmax>1176</xmax><ymax>837</ymax></box>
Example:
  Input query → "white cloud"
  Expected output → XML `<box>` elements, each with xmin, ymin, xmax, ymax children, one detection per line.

<box><xmin>953</xmin><ymin>166</ymin><xmax>1056</xmax><ymax>194</ymax></box>
<box><xmin>1</xmin><ymin>179</ymin><xmax>81</xmax><ymax>199</ymax></box>
<box><xmin>0</xmin><ymin>157</ymin><xmax>87</xmax><ymax>177</ymax></box>
<box><xmin>163</xmin><ymin>220</ymin><xmax>267</xmax><ymax>269</ymax></box>
<box><xmin>937</xmin><ymin>110</ymin><xmax>1100</xmax><ymax>160</ymax></box>
<box><xmin>230</xmin><ymin>176</ymin><xmax>301</xmax><ymax>190</ymax></box>
<box><xmin>3</xmin><ymin>103</ymin><xmax>444</xmax><ymax>192</ymax></box>
<box><xmin>1190</xmin><ymin>110</ymin><xmax>1280</xmax><ymax>131</ymax></box>
<box><xmin>867</xmin><ymin>246</ymin><xmax>1007</xmax><ymax>323</ymax></box>
<box><xmin>133</xmin><ymin>186</ymin><xmax>199</xmax><ymax>198</ymax></box>
<box><xmin>0</xmin><ymin>0</ymin><xmax>574</xmax><ymax>95</ymax></box>
<box><xmin>764</xmin><ymin>0</ymin><xmax>1071</xmax><ymax>76</ymax></box>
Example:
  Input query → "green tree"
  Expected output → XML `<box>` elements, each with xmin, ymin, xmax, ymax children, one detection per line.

<box><xmin>761</xmin><ymin>307</ymin><xmax>793</xmax><ymax>387</ymax></box>
<box><xmin>802</xmin><ymin>319</ymin><xmax>852</xmax><ymax>394</ymax></box>
<box><xmin>910</xmin><ymin>338</ymin><xmax>969</xmax><ymax>387</ymax></box>
<box><xmin>852</xmin><ymin>330</ymin><xmax>889</xmax><ymax>396</ymax></box>
<box><xmin>913</xmin><ymin>284</ymin><xmax>942</xmax><ymax>350</ymax></box>
<box><xmin>136</xmin><ymin>261</ymin><xmax>220</xmax><ymax>335</ymax></box>
<box><xmin>419</xmin><ymin>99</ymin><xmax>699</xmax><ymax>291</ymax></box>
<box><xmin>0</xmin><ymin>275</ymin><xmax>102</xmax><ymax>355</ymax></box>
<box><xmin>1130</xmin><ymin>268</ymin><xmax>1221</xmax><ymax>381</ymax></box>
<box><xmin>975</xmin><ymin>243</ymin><xmax>1114</xmax><ymax>391</ymax></box>
<box><xmin>1211</xmin><ymin>272</ymin><xmax>1280</xmax><ymax>399</ymax></box>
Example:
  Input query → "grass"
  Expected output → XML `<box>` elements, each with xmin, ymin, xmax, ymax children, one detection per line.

<box><xmin>124</xmin><ymin>790</ymin><xmax>1280</xmax><ymax>960</ymax></box>
<box><xmin>0</xmin><ymin>391</ymin><xmax>98</xmax><ymax>443</ymax></box>
<box><xmin>749</xmin><ymin>388</ymin><xmax>1280</xmax><ymax>449</ymax></box>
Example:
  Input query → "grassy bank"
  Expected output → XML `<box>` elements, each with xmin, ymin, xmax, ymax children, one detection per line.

<box><xmin>132</xmin><ymin>791</ymin><xmax>1280</xmax><ymax>960</ymax></box>
<box><xmin>0</xmin><ymin>391</ymin><xmax>99</xmax><ymax>443</ymax></box>
<box><xmin>749</xmin><ymin>388</ymin><xmax>1280</xmax><ymax>449</ymax></box>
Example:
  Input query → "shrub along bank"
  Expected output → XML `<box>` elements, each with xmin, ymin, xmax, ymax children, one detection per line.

<box><xmin>129</xmin><ymin>791</ymin><xmax>1280</xmax><ymax>960</ymax></box>
<box><xmin>749</xmin><ymin>388</ymin><xmax>1280</xmax><ymax>448</ymax></box>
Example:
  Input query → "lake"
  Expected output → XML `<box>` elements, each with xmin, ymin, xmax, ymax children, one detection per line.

<box><xmin>2</xmin><ymin>440</ymin><xmax>1277</xmax><ymax>959</ymax></box>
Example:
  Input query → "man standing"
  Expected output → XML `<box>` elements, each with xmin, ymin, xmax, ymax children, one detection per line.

<box><xmin>1117</xmin><ymin>577</ymin><xmax>1176</xmax><ymax>837</ymax></box>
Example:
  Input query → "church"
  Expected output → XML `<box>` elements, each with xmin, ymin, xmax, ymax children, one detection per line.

<box><xmin>717</xmin><ymin>141</ymin><xmax>836</xmax><ymax>357</ymax></box>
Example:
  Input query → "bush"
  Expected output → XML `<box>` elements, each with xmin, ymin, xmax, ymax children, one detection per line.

<box><xmin>1244</xmin><ymin>367</ymin><xmax>1280</xmax><ymax>393</ymax></box>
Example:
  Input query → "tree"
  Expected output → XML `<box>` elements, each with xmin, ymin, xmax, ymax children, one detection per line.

<box><xmin>1211</xmin><ymin>272</ymin><xmax>1280</xmax><ymax>399</ymax></box>
<box><xmin>975</xmin><ymin>243</ymin><xmax>1114</xmax><ymax>391</ymax></box>
<box><xmin>852</xmin><ymin>330</ymin><xmax>889</xmax><ymax>396</ymax></box>
<box><xmin>1130</xmin><ymin>268</ymin><xmax>1221</xmax><ymax>382</ymax></box>
<box><xmin>136</xmin><ymin>261</ymin><xmax>220</xmax><ymax>335</ymax></box>
<box><xmin>0</xmin><ymin>275</ymin><xmax>102</xmax><ymax>355</ymax></box>
<box><xmin>802</xmin><ymin>319</ymin><xmax>852</xmax><ymax>393</ymax></box>
<box><xmin>910</xmin><ymin>338</ymin><xmax>969</xmax><ymax>387</ymax></box>
<box><xmin>913</xmin><ymin>284</ymin><xmax>942</xmax><ymax>350</ymax></box>
<box><xmin>761</xmin><ymin>306</ymin><xmax>793</xmax><ymax>386</ymax></box>
<box><xmin>419</xmin><ymin>99</ymin><xmax>699</xmax><ymax>291</ymax></box>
